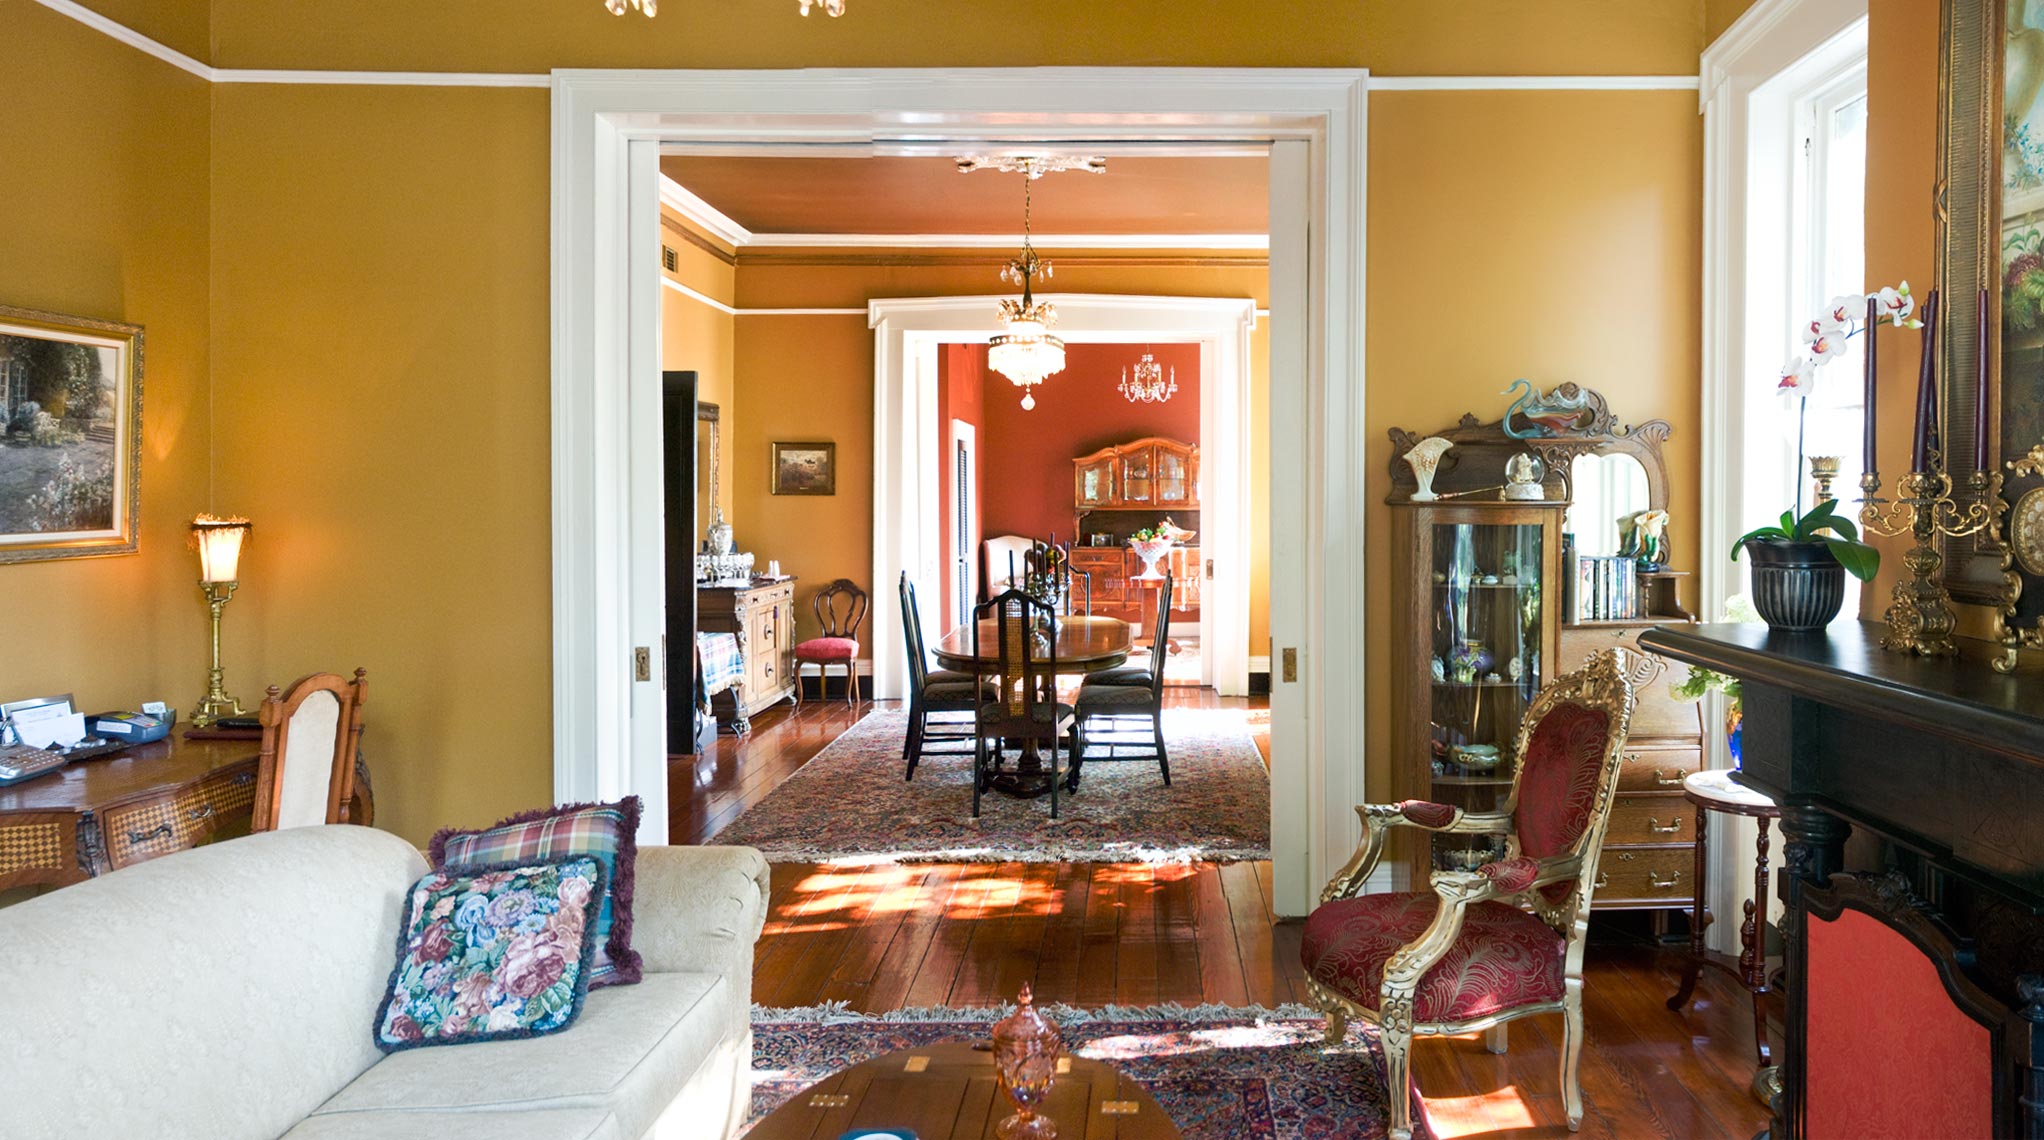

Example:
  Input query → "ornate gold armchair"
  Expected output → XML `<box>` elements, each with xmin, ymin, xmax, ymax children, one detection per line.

<box><xmin>1300</xmin><ymin>649</ymin><xmax>1638</xmax><ymax>1139</ymax></box>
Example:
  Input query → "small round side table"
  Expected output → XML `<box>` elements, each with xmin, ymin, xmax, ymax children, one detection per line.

<box><xmin>1664</xmin><ymin>767</ymin><xmax>1781</xmax><ymax>1065</ymax></box>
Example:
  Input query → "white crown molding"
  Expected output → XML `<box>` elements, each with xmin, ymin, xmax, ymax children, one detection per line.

<box><xmin>741</xmin><ymin>231</ymin><xmax>1272</xmax><ymax>251</ymax></box>
<box><xmin>657</xmin><ymin>176</ymin><xmax>753</xmax><ymax>247</ymax></box>
<box><xmin>34</xmin><ymin>0</ymin><xmax>211</xmax><ymax>79</ymax></box>
<box><xmin>658</xmin><ymin>276</ymin><xmax>865</xmax><ymax>316</ymax></box>
<box><xmin>34</xmin><ymin>3</ymin><xmax>1699</xmax><ymax>97</ymax></box>
<box><xmin>1370</xmin><ymin>74</ymin><xmax>1699</xmax><ymax>91</ymax></box>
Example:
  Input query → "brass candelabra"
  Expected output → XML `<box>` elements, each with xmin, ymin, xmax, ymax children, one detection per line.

<box><xmin>1857</xmin><ymin>461</ymin><xmax>2004</xmax><ymax>657</ymax></box>
<box><xmin>1995</xmin><ymin>442</ymin><xmax>2044</xmax><ymax>673</ymax></box>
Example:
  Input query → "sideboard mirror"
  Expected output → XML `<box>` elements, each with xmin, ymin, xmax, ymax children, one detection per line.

<box><xmin>1568</xmin><ymin>451</ymin><xmax>1653</xmax><ymax>557</ymax></box>
<box><xmin>697</xmin><ymin>401</ymin><xmax>721</xmax><ymax>546</ymax></box>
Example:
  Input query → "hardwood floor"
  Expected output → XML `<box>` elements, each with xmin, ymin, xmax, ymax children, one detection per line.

<box><xmin>673</xmin><ymin>695</ymin><xmax>1771</xmax><ymax>1139</ymax></box>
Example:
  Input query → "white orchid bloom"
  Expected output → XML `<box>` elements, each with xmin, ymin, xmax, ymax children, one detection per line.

<box><xmin>1803</xmin><ymin>327</ymin><xmax>1848</xmax><ymax>363</ymax></box>
<box><xmin>1800</xmin><ymin>314</ymin><xmax>1846</xmax><ymax>342</ymax></box>
<box><xmin>1777</xmin><ymin>355</ymin><xmax>1816</xmax><ymax>398</ymax></box>
<box><xmin>1874</xmin><ymin>281</ymin><xmax>1919</xmax><ymax>327</ymax></box>
<box><xmin>1822</xmin><ymin>295</ymin><xmax>1865</xmax><ymax>328</ymax></box>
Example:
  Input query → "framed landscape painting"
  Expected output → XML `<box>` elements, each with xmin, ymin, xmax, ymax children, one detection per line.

<box><xmin>771</xmin><ymin>441</ymin><xmax>835</xmax><ymax>496</ymax></box>
<box><xmin>0</xmin><ymin>306</ymin><xmax>143</xmax><ymax>563</ymax></box>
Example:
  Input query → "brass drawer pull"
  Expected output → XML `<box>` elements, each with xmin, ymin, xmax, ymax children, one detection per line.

<box><xmin>126</xmin><ymin>821</ymin><xmax>176</xmax><ymax>845</ymax></box>
<box><xmin>1653</xmin><ymin>770</ymin><xmax>1685</xmax><ymax>788</ymax></box>
<box><xmin>1648</xmin><ymin>816</ymin><xmax>1683</xmax><ymax>835</ymax></box>
<box><xmin>1593</xmin><ymin>872</ymin><xmax>1609</xmax><ymax>889</ymax></box>
<box><xmin>1649</xmin><ymin>871</ymin><xmax>1682</xmax><ymax>889</ymax></box>
<box><xmin>187</xmin><ymin>803</ymin><xmax>214</xmax><ymax>822</ymax></box>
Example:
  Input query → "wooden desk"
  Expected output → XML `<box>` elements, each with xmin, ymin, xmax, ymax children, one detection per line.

<box><xmin>746</xmin><ymin>1041</ymin><xmax>1179</xmax><ymax>1139</ymax></box>
<box><xmin>0</xmin><ymin>734</ymin><xmax>373</xmax><ymax>891</ymax></box>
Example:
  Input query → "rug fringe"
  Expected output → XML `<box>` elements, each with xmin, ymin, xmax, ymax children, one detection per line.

<box><xmin>752</xmin><ymin>1000</ymin><xmax>1331</xmax><ymax>1026</ymax></box>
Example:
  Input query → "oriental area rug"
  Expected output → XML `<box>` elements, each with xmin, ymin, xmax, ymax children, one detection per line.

<box><xmin>744</xmin><ymin>1002</ymin><xmax>1431</xmax><ymax>1140</ymax></box>
<box><xmin>710</xmin><ymin>708</ymin><xmax>1270</xmax><ymax>864</ymax></box>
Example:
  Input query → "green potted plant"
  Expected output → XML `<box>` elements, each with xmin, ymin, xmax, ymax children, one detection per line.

<box><xmin>1731</xmin><ymin>286</ymin><xmax>1912</xmax><ymax>631</ymax></box>
<box><xmin>1671</xmin><ymin>595</ymin><xmax>1760</xmax><ymax>766</ymax></box>
<box><xmin>1731</xmin><ymin>498</ymin><xmax>1878</xmax><ymax>631</ymax></box>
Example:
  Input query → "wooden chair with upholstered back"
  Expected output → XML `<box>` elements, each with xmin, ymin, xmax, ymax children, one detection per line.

<box><xmin>1298</xmin><ymin>649</ymin><xmax>1639</xmax><ymax>1140</ymax></box>
<box><xmin>253</xmin><ymin>669</ymin><xmax>368</xmax><ymax>831</ymax></box>
<box><xmin>793</xmin><ymin>579</ymin><xmax>868</xmax><ymax>705</ymax></box>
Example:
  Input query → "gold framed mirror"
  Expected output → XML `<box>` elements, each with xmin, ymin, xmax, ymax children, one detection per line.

<box><xmin>1941</xmin><ymin>0</ymin><xmax>2044</xmax><ymax>618</ymax></box>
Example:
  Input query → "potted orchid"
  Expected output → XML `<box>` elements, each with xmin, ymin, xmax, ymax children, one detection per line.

<box><xmin>1732</xmin><ymin>285</ymin><xmax>1913</xmax><ymax>630</ymax></box>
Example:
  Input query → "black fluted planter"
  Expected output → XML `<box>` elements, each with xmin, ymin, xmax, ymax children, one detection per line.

<box><xmin>1744</xmin><ymin>539</ymin><xmax>1846</xmax><ymax>632</ymax></box>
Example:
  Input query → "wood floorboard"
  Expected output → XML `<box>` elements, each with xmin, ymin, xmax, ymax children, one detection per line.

<box><xmin>681</xmin><ymin>692</ymin><xmax>1770</xmax><ymax>1138</ymax></box>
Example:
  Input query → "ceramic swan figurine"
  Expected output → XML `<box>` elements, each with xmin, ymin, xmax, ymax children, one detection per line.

<box><xmin>1500</xmin><ymin>379</ymin><xmax>1594</xmax><ymax>439</ymax></box>
<box><xmin>1403</xmin><ymin>436</ymin><xmax>1455</xmax><ymax>501</ymax></box>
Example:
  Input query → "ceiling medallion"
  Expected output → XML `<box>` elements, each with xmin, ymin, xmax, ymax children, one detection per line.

<box><xmin>1119</xmin><ymin>352</ymin><xmax>1177</xmax><ymax>405</ymax></box>
<box><xmin>606</xmin><ymin>0</ymin><xmax>842</xmax><ymax>15</ymax></box>
<box><xmin>955</xmin><ymin>154</ymin><xmax>1107</xmax><ymax>178</ymax></box>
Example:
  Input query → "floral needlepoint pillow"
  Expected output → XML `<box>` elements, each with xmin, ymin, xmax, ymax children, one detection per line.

<box><xmin>374</xmin><ymin>855</ymin><xmax>606</xmax><ymax>1052</ymax></box>
<box><xmin>430</xmin><ymin>797</ymin><xmax>643</xmax><ymax>987</ymax></box>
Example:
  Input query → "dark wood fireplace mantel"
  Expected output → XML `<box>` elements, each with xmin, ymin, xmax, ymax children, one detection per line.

<box><xmin>1640</xmin><ymin>619</ymin><xmax>2044</xmax><ymax>1139</ymax></box>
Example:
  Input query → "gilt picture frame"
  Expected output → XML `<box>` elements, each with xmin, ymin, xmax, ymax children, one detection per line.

<box><xmin>0</xmin><ymin>305</ymin><xmax>143</xmax><ymax>564</ymax></box>
<box><xmin>771</xmin><ymin>441</ymin><xmax>836</xmax><ymax>496</ymax></box>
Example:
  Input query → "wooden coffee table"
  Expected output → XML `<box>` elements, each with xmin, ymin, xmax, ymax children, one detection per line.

<box><xmin>746</xmin><ymin>1040</ymin><xmax>1179</xmax><ymax>1139</ymax></box>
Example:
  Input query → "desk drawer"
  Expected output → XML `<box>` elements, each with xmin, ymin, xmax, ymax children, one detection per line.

<box><xmin>100</xmin><ymin>764</ymin><xmax>258</xmax><ymax>870</ymax></box>
<box><xmin>0</xmin><ymin>810</ymin><xmax>89</xmax><ymax>888</ymax></box>
<box><xmin>1593</xmin><ymin>847</ymin><xmax>1691</xmax><ymax>903</ymax></box>
<box><xmin>1605</xmin><ymin>793</ymin><xmax>1693</xmax><ymax>846</ymax></box>
<box><xmin>1618</xmin><ymin>746</ymin><xmax>1702</xmax><ymax>793</ymax></box>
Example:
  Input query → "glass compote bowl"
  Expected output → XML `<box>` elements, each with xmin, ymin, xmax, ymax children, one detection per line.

<box><xmin>991</xmin><ymin>984</ymin><xmax>1063</xmax><ymax>1139</ymax></box>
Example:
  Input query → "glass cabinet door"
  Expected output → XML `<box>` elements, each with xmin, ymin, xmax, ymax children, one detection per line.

<box><xmin>1155</xmin><ymin>447</ymin><xmax>1189</xmax><ymax>504</ymax></box>
<box><xmin>1075</xmin><ymin>457</ymin><xmax>1114</xmax><ymax>507</ymax></box>
<box><xmin>1426</xmin><ymin>519</ymin><xmax>1545</xmax><ymax>872</ymax></box>
<box><xmin>1122</xmin><ymin>447</ymin><xmax>1153</xmax><ymax>503</ymax></box>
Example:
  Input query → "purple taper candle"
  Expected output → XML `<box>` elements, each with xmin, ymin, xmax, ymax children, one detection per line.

<box><xmin>1911</xmin><ymin>290</ymin><xmax>1940</xmax><ymax>473</ymax></box>
<box><xmin>1864</xmin><ymin>296</ymin><xmax>1878</xmax><ymax>476</ymax></box>
<box><xmin>1977</xmin><ymin>287</ymin><xmax>1992</xmax><ymax>471</ymax></box>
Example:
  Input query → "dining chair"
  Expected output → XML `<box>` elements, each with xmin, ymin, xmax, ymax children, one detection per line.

<box><xmin>1070</xmin><ymin>574</ymin><xmax>1172</xmax><ymax>790</ymax></box>
<box><xmin>793</xmin><ymin>578</ymin><xmax>868</xmax><ymax>705</ymax></box>
<box><xmin>1297</xmin><ymin>649</ymin><xmax>1638</xmax><ymax>1140</ymax></box>
<box><xmin>971</xmin><ymin>585</ymin><xmax>1075</xmax><ymax>819</ymax></box>
<box><xmin>253</xmin><ymin>668</ymin><xmax>369</xmax><ymax>831</ymax></box>
<box><xmin>899</xmin><ymin>572</ymin><xmax>992</xmax><ymax>780</ymax></box>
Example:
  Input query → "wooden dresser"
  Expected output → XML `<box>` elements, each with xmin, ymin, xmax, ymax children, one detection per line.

<box><xmin>1558</xmin><ymin>622</ymin><xmax>1704</xmax><ymax>911</ymax></box>
<box><xmin>698</xmin><ymin>576</ymin><xmax>797</xmax><ymax>725</ymax></box>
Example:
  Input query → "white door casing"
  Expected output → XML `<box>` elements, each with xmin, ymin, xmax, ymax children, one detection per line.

<box><xmin>550</xmin><ymin>68</ymin><xmax>1365</xmax><ymax>917</ymax></box>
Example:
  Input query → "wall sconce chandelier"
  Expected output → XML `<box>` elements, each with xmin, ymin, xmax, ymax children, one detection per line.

<box><xmin>1120</xmin><ymin>351</ymin><xmax>1177</xmax><ymax>404</ymax></box>
<box><xmin>189</xmin><ymin>514</ymin><xmax>252</xmax><ymax>729</ymax></box>
<box><xmin>984</xmin><ymin>160</ymin><xmax>1074</xmax><ymax>410</ymax></box>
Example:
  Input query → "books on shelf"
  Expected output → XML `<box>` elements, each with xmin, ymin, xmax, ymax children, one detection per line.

<box><xmin>1562</xmin><ymin>549</ymin><xmax>1641</xmax><ymax>623</ymax></box>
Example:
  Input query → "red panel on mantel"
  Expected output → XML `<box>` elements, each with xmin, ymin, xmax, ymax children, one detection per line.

<box><xmin>1805</xmin><ymin>907</ymin><xmax>1992</xmax><ymax>1139</ymax></box>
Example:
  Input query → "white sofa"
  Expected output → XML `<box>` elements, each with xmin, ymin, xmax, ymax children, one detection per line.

<box><xmin>0</xmin><ymin>825</ymin><xmax>769</xmax><ymax>1140</ymax></box>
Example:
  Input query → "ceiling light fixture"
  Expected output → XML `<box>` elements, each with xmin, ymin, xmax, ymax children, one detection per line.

<box><xmin>606</xmin><ymin>0</ymin><xmax>842</xmax><ymax>16</ymax></box>
<box><xmin>987</xmin><ymin>166</ymin><xmax>1065</xmax><ymax>410</ymax></box>
<box><xmin>956</xmin><ymin>154</ymin><xmax>1107</xmax><ymax>177</ymax></box>
<box><xmin>1119</xmin><ymin>351</ymin><xmax>1177</xmax><ymax>404</ymax></box>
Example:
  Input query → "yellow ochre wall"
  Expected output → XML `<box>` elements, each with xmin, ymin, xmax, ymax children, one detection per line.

<box><xmin>0</xmin><ymin>3</ymin><xmax>212</xmax><ymax>712</ymax></box>
<box><xmin>660</xmin><ymin>216</ymin><xmax>739</xmax><ymax>524</ymax></box>
<box><xmin>20</xmin><ymin>0</ymin><xmax>1714</xmax><ymax>842</ymax></box>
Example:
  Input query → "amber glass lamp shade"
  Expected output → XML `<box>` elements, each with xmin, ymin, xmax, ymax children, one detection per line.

<box><xmin>191</xmin><ymin>515</ymin><xmax>251</xmax><ymax>583</ymax></box>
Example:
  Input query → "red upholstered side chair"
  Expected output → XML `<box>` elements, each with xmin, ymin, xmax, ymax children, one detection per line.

<box><xmin>793</xmin><ymin>578</ymin><xmax>868</xmax><ymax>705</ymax></box>
<box><xmin>1300</xmin><ymin>649</ymin><xmax>1639</xmax><ymax>1140</ymax></box>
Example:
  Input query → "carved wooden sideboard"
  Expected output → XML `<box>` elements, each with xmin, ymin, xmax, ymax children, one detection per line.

<box><xmin>0</xmin><ymin>735</ymin><xmax>373</xmax><ymax>892</ymax></box>
<box><xmin>698</xmin><ymin>576</ymin><xmax>797</xmax><ymax>726</ymax></box>
<box><xmin>1641</xmin><ymin>620</ymin><xmax>2044</xmax><ymax>1139</ymax></box>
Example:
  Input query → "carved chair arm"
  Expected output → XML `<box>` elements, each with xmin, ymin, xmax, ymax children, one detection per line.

<box><xmin>1433</xmin><ymin>853</ymin><xmax>1585</xmax><ymax>902</ymax></box>
<box><xmin>1318</xmin><ymin>802</ymin><xmax>1515</xmax><ymax>904</ymax></box>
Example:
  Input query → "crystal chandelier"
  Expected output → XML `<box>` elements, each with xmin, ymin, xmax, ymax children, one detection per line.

<box><xmin>987</xmin><ymin>168</ymin><xmax>1065</xmax><ymax>410</ymax></box>
<box><xmin>1119</xmin><ymin>352</ymin><xmax>1177</xmax><ymax>404</ymax></box>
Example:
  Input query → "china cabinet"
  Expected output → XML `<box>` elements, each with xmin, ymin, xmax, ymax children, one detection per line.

<box><xmin>1069</xmin><ymin>437</ymin><xmax>1199</xmax><ymax>511</ymax></box>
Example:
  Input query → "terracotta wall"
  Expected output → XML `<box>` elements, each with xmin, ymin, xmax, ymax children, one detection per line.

<box><xmin>18</xmin><ymin>0</ymin><xmax>1716</xmax><ymax>841</ymax></box>
<box><xmin>0</xmin><ymin>4</ymin><xmax>212</xmax><ymax>712</ymax></box>
<box><xmin>973</xmin><ymin>342</ymin><xmax>1202</xmax><ymax>545</ymax></box>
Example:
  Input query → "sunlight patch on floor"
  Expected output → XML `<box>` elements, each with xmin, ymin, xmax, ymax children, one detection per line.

<box><xmin>1421</xmin><ymin>1087</ymin><xmax>1540</xmax><ymax>1137</ymax></box>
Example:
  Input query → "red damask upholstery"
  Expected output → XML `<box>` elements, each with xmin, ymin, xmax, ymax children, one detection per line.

<box><xmin>1514</xmin><ymin>701</ymin><xmax>1610</xmax><ymax>862</ymax></box>
<box><xmin>1397</xmin><ymin>800</ymin><xmax>1458</xmax><ymax>829</ymax></box>
<box><xmin>794</xmin><ymin>636</ymin><xmax>859</xmax><ymax>662</ymax></box>
<box><xmin>1302</xmin><ymin>892</ymin><xmax>1566</xmax><ymax>1021</ymax></box>
<box><xmin>1478</xmin><ymin>856</ymin><xmax>1542</xmax><ymax>893</ymax></box>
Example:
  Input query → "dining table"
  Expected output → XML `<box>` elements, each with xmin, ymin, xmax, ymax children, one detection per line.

<box><xmin>932</xmin><ymin>613</ymin><xmax>1133</xmax><ymax>799</ymax></box>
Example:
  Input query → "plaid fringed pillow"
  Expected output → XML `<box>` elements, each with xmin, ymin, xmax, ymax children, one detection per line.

<box><xmin>429</xmin><ymin>797</ymin><xmax>643</xmax><ymax>987</ymax></box>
